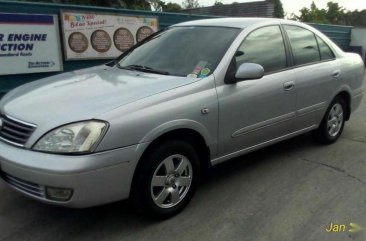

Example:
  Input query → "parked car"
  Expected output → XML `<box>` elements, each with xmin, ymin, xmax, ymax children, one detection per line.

<box><xmin>0</xmin><ymin>18</ymin><xmax>364</xmax><ymax>218</ymax></box>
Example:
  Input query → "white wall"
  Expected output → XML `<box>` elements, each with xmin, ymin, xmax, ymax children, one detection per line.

<box><xmin>351</xmin><ymin>28</ymin><xmax>366</xmax><ymax>61</ymax></box>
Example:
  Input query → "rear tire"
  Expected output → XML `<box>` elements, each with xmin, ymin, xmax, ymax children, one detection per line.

<box><xmin>131</xmin><ymin>140</ymin><xmax>200</xmax><ymax>219</ymax></box>
<box><xmin>314</xmin><ymin>96</ymin><xmax>346</xmax><ymax>144</ymax></box>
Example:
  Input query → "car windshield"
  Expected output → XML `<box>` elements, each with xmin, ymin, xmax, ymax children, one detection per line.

<box><xmin>117</xmin><ymin>26</ymin><xmax>240</xmax><ymax>77</ymax></box>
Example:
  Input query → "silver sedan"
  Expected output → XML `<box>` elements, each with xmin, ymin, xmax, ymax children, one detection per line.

<box><xmin>0</xmin><ymin>18</ymin><xmax>364</xmax><ymax>218</ymax></box>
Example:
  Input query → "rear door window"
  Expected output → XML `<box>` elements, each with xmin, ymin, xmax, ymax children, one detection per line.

<box><xmin>285</xmin><ymin>25</ymin><xmax>321</xmax><ymax>66</ymax></box>
<box><xmin>316</xmin><ymin>35</ymin><xmax>335</xmax><ymax>61</ymax></box>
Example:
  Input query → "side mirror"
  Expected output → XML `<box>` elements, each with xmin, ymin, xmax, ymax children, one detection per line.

<box><xmin>235</xmin><ymin>63</ymin><xmax>264</xmax><ymax>82</ymax></box>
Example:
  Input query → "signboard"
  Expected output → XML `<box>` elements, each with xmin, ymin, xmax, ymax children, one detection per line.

<box><xmin>0</xmin><ymin>13</ymin><xmax>63</xmax><ymax>75</ymax></box>
<box><xmin>61</xmin><ymin>11</ymin><xmax>158</xmax><ymax>60</ymax></box>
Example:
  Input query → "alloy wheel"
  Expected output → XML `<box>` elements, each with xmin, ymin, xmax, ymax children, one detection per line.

<box><xmin>327</xmin><ymin>103</ymin><xmax>344</xmax><ymax>137</ymax></box>
<box><xmin>150</xmin><ymin>154</ymin><xmax>193</xmax><ymax>208</ymax></box>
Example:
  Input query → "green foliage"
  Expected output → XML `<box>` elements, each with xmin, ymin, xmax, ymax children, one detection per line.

<box><xmin>149</xmin><ymin>0</ymin><xmax>182</xmax><ymax>12</ymax></box>
<box><xmin>344</xmin><ymin>10</ymin><xmax>366</xmax><ymax>27</ymax></box>
<box><xmin>182</xmin><ymin>0</ymin><xmax>200</xmax><ymax>9</ymax></box>
<box><xmin>297</xmin><ymin>1</ymin><xmax>327</xmax><ymax>23</ymax></box>
<box><xmin>214</xmin><ymin>0</ymin><xmax>223</xmax><ymax>6</ymax></box>
<box><xmin>118</xmin><ymin>0</ymin><xmax>151</xmax><ymax>10</ymax></box>
<box><xmin>294</xmin><ymin>1</ymin><xmax>366</xmax><ymax>26</ymax></box>
<box><xmin>163</xmin><ymin>2</ymin><xmax>182</xmax><ymax>12</ymax></box>
<box><xmin>326</xmin><ymin>2</ymin><xmax>345</xmax><ymax>23</ymax></box>
<box><xmin>272</xmin><ymin>0</ymin><xmax>284</xmax><ymax>18</ymax></box>
<box><xmin>148</xmin><ymin>0</ymin><xmax>165</xmax><ymax>11</ymax></box>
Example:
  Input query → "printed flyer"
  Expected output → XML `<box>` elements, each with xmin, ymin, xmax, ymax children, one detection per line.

<box><xmin>0</xmin><ymin>13</ymin><xmax>63</xmax><ymax>75</ymax></box>
<box><xmin>61</xmin><ymin>11</ymin><xmax>158</xmax><ymax>60</ymax></box>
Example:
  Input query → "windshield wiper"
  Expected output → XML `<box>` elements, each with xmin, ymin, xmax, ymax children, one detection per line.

<box><xmin>114</xmin><ymin>60</ymin><xmax>129</xmax><ymax>70</ymax></box>
<box><xmin>124</xmin><ymin>65</ymin><xmax>170</xmax><ymax>75</ymax></box>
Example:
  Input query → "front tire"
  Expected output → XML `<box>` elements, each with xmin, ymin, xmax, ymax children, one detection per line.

<box><xmin>131</xmin><ymin>140</ymin><xmax>200</xmax><ymax>219</ymax></box>
<box><xmin>315</xmin><ymin>96</ymin><xmax>346</xmax><ymax>144</ymax></box>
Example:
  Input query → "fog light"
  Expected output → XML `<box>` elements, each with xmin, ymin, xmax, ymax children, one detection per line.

<box><xmin>45</xmin><ymin>187</ymin><xmax>73</xmax><ymax>201</ymax></box>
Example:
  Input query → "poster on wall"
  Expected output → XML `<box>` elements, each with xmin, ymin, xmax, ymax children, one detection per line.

<box><xmin>0</xmin><ymin>13</ymin><xmax>63</xmax><ymax>75</ymax></box>
<box><xmin>61</xmin><ymin>11</ymin><xmax>159</xmax><ymax>60</ymax></box>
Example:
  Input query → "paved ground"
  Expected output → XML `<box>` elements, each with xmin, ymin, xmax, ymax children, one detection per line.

<box><xmin>1</xmin><ymin>80</ymin><xmax>366</xmax><ymax>241</ymax></box>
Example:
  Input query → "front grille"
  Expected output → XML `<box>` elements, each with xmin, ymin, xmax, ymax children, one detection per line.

<box><xmin>0</xmin><ymin>114</ymin><xmax>36</xmax><ymax>147</ymax></box>
<box><xmin>1</xmin><ymin>171</ymin><xmax>46</xmax><ymax>198</ymax></box>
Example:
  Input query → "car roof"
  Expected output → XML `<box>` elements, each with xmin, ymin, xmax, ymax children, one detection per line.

<box><xmin>174</xmin><ymin>17</ymin><xmax>286</xmax><ymax>29</ymax></box>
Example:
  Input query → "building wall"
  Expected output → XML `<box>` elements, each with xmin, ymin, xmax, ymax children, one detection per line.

<box><xmin>308</xmin><ymin>23</ymin><xmax>352</xmax><ymax>52</ymax></box>
<box><xmin>350</xmin><ymin>28</ymin><xmax>366</xmax><ymax>60</ymax></box>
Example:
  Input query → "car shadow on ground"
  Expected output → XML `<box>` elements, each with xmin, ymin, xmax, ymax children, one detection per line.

<box><xmin>1</xmin><ymin>132</ymin><xmax>324</xmax><ymax>241</ymax></box>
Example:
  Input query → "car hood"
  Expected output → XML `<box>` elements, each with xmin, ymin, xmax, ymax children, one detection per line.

<box><xmin>0</xmin><ymin>65</ymin><xmax>197</xmax><ymax>126</ymax></box>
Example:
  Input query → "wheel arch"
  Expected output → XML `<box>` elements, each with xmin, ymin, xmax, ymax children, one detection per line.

<box><xmin>130</xmin><ymin>123</ymin><xmax>214</xmax><ymax>198</ymax></box>
<box><xmin>139</xmin><ymin>119</ymin><xmax>215</xmax><ymax>160</ymax></box>
<box><xmin>139</xmin><ymin>128</ymin><xmax>212</xmax><ymax>169</ymax></box>
<box><xmin>333</xmin><ymin>90</ymin><xmax>351</xmax><ymax>120</ymax></box>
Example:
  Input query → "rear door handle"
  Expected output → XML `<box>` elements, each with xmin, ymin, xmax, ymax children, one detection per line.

<box><xmin>283</xmin><ymin>81</ymin><xmax>295</xmax><ymax>91</ymax></box>
<box><xmin>332</xmin><ymin>70</ymin><xmax>341</xmax><ymax>78</ymax></box>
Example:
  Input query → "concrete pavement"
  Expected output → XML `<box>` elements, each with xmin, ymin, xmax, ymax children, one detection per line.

<box><xmin>1</xmin><ymin>81</ymin><xmax>365</xmax><ymax>241</ymax></box>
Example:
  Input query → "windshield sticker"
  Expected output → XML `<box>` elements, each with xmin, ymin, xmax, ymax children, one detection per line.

<box><xmin>192</xmin><ymin>60</ymin><xmax>208</xmax><ymax>74</ymax></box>
<box><xmin>196</xmin><ymin>68</ymin><xmax>211</xmax><ymax>78</ymax></box>
<box><xmin>187</xmin><ymin>74</ymin><xmax>198</xmax><ymax>78</ymax></box>
<box><xmin>200</xmin><ymin>68</ymin><xmax>210</xmax><ymax>76</ymax></box>
<box><xmin>192</xmin><ymin>67</ymin><xmax>201</xmax><ymax>75</ymax></box>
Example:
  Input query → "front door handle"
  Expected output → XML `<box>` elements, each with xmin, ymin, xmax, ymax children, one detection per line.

<box><xmin>283</xmin><ymin>81</ymin><xmax>295</xmax><ymax>91</ymax></box>
<box><xmin>332</xmin><ymin>70</ymin><xmax>341</xmax><ymax>78</ymax></box>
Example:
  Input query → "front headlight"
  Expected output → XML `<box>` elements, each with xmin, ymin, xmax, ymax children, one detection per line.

<box><xmin>33</xmin><ymin>121</ymin><xmax>108</xmax><ymax>153</ymax></box>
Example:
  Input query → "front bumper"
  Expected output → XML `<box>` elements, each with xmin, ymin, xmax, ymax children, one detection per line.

<box><xmin>0</xmin><ymin>141</ymin><xmax>149</xmax><ymax>208</ymax></box>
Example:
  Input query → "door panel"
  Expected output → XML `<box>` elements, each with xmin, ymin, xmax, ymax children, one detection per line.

<box><xmin>283</xmin><ymin>25</ymin><xmax>341</xmax><ymax>130</ymax></box>
<box><xmin>217</xmin><ymin>70</ymin><xmax>297</xmax><ymax>156</ymax></box>
<box><xmin>216</xmin><ymin>25</ymin><xmax>297</xmax><ymax>157</ymax></box>
<box><xmin>293</xmin><ymin>61</ymin><xmax>340</xmax><ymax>130</ymax></box>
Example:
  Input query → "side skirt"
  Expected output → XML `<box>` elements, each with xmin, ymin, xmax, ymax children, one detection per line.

<box><xmin>211</xmin><ymin>125</ymin><xmax>318</xmax><ymax>166</ymax></box>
